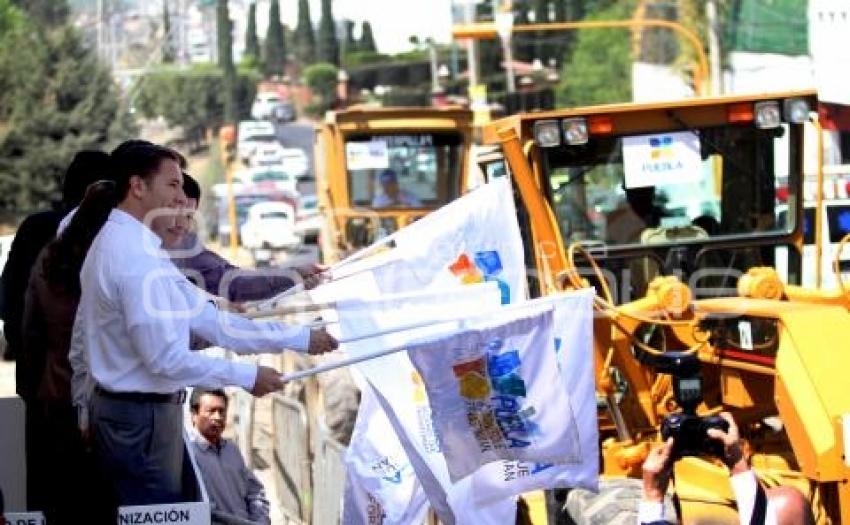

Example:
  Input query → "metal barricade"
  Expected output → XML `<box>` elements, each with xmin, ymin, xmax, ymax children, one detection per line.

<box><xmin>271</xmin><ymin>393</ymin><xmax>312</xmax><ymax>524</ymax></box>
<box><xmin>311</xmin><ymin>429</ymin><xmax>347</xmax><ymax>525</ymax></box>
<box><xmin>231</xmin><ymin>389</ymin><xmax>256</xmax><ymax>469</ymax></box>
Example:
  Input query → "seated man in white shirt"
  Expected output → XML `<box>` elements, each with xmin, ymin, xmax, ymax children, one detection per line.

<box><xmin>190</xmin><ymin>388</ymin><xmax>270</xmax><ymax>525</ymax></box>
<box><xmin>371</xmin><ymin>169</ymin><xmax>422</xmax><ymax>208</ymax></box>
<box><xmin>639</xmin><ymin>412</ymin><xmax>813</xmax><ymax>525</ymax></box>
<box><xmin>74</xmin><ymin>141</ymin><xmax>339</xmax><ymax>513</ymax></box>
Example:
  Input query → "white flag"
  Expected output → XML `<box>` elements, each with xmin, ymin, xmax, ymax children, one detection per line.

<box><xmin>407</xmin><ymin>306</ymin><xmax>582</xmax><ymax>482</ymax></box>
<box><xmin>337</xmin><ymin>285</ymin><xmax>515</xmax><ymax>524</ymax></box>
<box><xmin>470</xmin><ymin>288</ymin><xmax>599</xmax><ymax>504</ymax></box>
<box><xmin>342</xmin><ymin>379</ymin><xmax>428</xmax><ymax>525</ymax></box>
<box><xmin>371</xmin><ymin>177</ymin><xmax>527</xmax><ymax>304</ymax></box>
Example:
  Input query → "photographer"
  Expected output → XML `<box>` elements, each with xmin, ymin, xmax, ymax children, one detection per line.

<box><xmin>640</xmin><ymin>412</ymin><xmax>813</xmax><ymax>525</ymax></box>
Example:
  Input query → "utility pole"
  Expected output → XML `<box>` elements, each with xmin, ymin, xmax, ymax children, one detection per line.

<box><xmin>706</xmin><ymin>0</ymin><xmax>721</xmax><ymax>96</ymax></box>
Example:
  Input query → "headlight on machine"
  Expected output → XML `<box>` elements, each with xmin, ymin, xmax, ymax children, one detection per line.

<box><xmin>754</xmin><ymin>101</ymin><xmax>782</xmax><ymax>129</ymax></box>
<box><xmin>783</xmin><ymin>97</ymin><xmax>810</xmax><ymax>124</ymax></box>
<box><xmin>562</xmin><ymin>117</ymin><xmax>589</xmax><ymax>145</ymax></box>
<box><xmin>533</xmin><ymin>119</ymin><xmax>562</xmax><ymax>148</ymax></box>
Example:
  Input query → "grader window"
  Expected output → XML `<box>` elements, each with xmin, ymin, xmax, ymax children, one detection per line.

<box><xmin>543</xmin><ymin>124</ymin><xmax>797</xmax><ymax>248</ymax></box>
<box><xmin>344</xmin><ymin>132</ymin><xmax>464</xmax><ymax>209</ymax></box>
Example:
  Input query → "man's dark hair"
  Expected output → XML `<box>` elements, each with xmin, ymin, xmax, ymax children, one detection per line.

<box><xmin>190</xmin><ymin>387</ymin><xmax>228</xmax><ymax>414</ymax></box>
<box><xmin>61</xmin><ymin>150</ymin><xmax>113</xmax><ymax>209</ymax></box>
<box><xmin>110</xmin><ymin>141</ymin><xmax>184</xmax><ymax>200</ymax></box>
<box><xmin>183</xmin><ymin>172</ymin><xmax>202</xmax><ymax>202</ymax></box>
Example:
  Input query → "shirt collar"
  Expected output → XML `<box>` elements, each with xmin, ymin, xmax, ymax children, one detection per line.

<box><xmin>109</xmin><ymin>208</ymin><xmax>163</xmax><ymax>250</ymax></box>
<box><xmin>191</xmin><ymin>428</ymin><xmax>225</xmax><ymax>453</ymax></box>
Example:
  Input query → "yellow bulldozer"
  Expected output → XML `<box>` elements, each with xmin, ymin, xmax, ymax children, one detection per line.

<box><xmin>478</xmin><ymin>89</ymin><xmax>850</xmax><ymax>523</ymax></box>
<box><xmin>314</xmin><ymin>106</ymin><xmax>474</xmax><ymax>264</ymax></box>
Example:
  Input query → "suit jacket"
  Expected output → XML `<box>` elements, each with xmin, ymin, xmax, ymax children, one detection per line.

<box><xmin>0</xmin><ymin>210</ymin><xmax>62</xmax><ymax>396</ymax></box>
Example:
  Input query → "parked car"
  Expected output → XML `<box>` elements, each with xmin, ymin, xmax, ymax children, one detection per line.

<box><xmin>237</xmin><ymin>120</ymin><xmax>276</xmax><ymax>164</ymax></box>
<box><xmin>251</xmin><ymin>92</ymin><xmax>283</xmax><ymax>120</ymax></box>
<box><xmin>240</xmin><ymin>201</ymin><xmax>301</xmax><ymax>251</ymax></box>
<box><xmin>295</xmin><ymin>194</ymin><xmax>322</xmax><ymax>244</ymax></box>
<box><xmin>278</xmin><ymin>147</ymin><xmax>309</xmax><ymax>179</ymax></box>
<box><xmin>248</xmin><ymin>142</ymin><xmax>287</xmax><ymax>167</ymax></box>
<box><xmin>235</xmin><ymin>166</ymin><xmax>298</xmax><ymax>195</ymax></box>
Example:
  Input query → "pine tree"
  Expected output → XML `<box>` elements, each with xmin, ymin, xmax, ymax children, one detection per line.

<box><xmin>263</xmin><ymin>0</ymin><xmax>286</xmax><ymax>77</ymax></box>
<box><xmin>244</xmin><ymin>2</ymin><xmax>260</xmax><ymax>65</ymax></box>
<box><xmin>359</xmin><ymin>21</ymin><xmax>376</xmax><ymax>53</ymax></box>
<box><xmin>341</xmin><ymin>19</ymin><xmax>357</xmax><ymax>58</ymax></box>
<box><xmin>0</xmin><ymin>2</ymin><xmax>135</xmax><ymax>215</ymax></box>
<box><xmin>217</xmin><ymin>0</ymin><xmax>237</xmax><ymax>123</ymax></box>
<box><xmin>294</xmin><ymin>0</ymin><xmax>315</xmax><ymax>65</ymax></box>
<box><xmin>161</xmin><ymin>0</ymin><xmax>174</xmax><ymax>63</ymax></box>
<box><xmin>533</xmin><ymin>0</ymin><xmax>550</xmax><ymax>64</ymax></box>
<box><xmin>512</xmin><ymin>0</ymin><xmax>535</xmax><ymax>63</ymax></box>
<box><xmin>316</xmin><ymin>0</ymin><xmax>338</xmax><ymax>66</ymax></box>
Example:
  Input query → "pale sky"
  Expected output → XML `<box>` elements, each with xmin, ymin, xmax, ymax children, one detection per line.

<box><xmin>257</xmin><ymin>0</ymin><xmax>456</xmax><ymax>55</ymax></box>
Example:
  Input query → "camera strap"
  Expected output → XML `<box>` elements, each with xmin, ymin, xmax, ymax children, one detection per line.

<box><xmin>750</xmin><ymin>481</ymin><xmax>767</xmax><ymax>525</ymax></box>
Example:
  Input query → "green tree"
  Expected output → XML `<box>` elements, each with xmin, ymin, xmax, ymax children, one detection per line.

<box><xmin>341</xmin><ymin>19</ymin><xmax>357</xmax><ymax>58</ymax></box>
<box><xmin>293</xmin><ymin>0</ymin><xmax>315</xmax><ymax>65</ymax></box>
<box><xmin>135</xmin><ymin>65</ymin><xmax>260</xmax><ymax>143</ymax></box>
<box><xmin>11</xmin><ymin>0</ymin><xmax>67</xmax><ymax>27</ymax></box>
<box><xmin>217</xmin><ymin>0</ymin><xmax>237</xmax><ymax>123</ymax></box>
<box><xmin>316</xmin><ymin>0</ymin><xmax>338</xmax><ymax>65</ymax></box>
<box><xmin>556</xmin><ymin>1</ymin><xmax>634</xmax><ymax>107</ymax></box>
<box><xmin>304</xmin><ymin>62</ymin><xmax>337</xmax><ymax>114</ymax></box>
<box><xmin>263</xmin><ymin>0</ymin><xmax>286</xmax><ymax>77</ymax></box>
<box><xmin>533</xmin><ymin>0</ymin><xmax>551</xmax><ymax>64</ymax></box>
<box><xmin>512</xmin><ymin>0</ymin><xmax>535</xmax><ymax>63</ymax></box>
<box><xmin>244</xmin><ymin>2</ymin><xmax>260</xmax><ymax>66</ymax></box>
<box><xmin>360</xmin><ymin>21</ymin><xmax>376</xmax><ymax>53</ymax></box>
<box><xmin>161</xmin><ymin>0</ymin><xmax>175</xmax><ymax>63</ymax></box>
<box><xmin>0</xmin><ymin>2</ymin><xmax>135</xmax><ymax>215</ymax></box>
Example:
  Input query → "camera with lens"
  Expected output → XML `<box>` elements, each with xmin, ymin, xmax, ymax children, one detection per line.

<box><xmin>661</xmin><ymin>410</ymin><xmax>729</xmax><ymax>459</ymax></box>
<box><xmin>635</xmin><ymin>349</ymin><xmax>729</xmax><ymax>459</ymax></box>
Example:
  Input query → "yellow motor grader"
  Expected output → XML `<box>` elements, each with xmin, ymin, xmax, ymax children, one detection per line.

<box><xmin>314</xmin><ymin>106</ymin><xmax>475</xmax><ymax>263</ymax></box>
<box><xmin>480</xmin><ymin>90</ymin><xmax>850</xmax><ymax>523</ymax></box>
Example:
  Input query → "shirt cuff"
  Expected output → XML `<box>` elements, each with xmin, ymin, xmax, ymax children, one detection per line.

<box><xmin>638</xmin><ymin>500</ymin><xmax>665</xmax><ymax>524</ymax></box>
<box><xmin>285</xmin><ymin>324</ymin><xmax>311</xmax><ymax>353</ymax></box>
<box><xmin>233</xmin><ymin>362</ymin><xmax>259</xmax><ymax>392</ymax></box>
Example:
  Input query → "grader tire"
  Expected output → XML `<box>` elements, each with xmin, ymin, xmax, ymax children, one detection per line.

<box><xmin>560</xmin><ymin>478</ymin><xmax>677</xmax><ymax>525</ymax></box>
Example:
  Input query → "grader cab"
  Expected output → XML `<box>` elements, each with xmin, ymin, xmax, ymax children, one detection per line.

<box><xmin>481</xmin><ymin>90</ymin><xmax>850</xmax><ymax>523</ymax></box>
<box><xmin>315</xmin><ymin>106</ymin><xmax>474</xmax><ymax>263</ymax></box>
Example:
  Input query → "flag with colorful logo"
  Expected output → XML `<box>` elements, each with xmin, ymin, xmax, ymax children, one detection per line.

<box><xmin>369</xmin><ymin>177</ymin><xmax>526</xmax><ymax>304</ymax></box>
<box><xmin>469</xmin><ymin>288</ymin><xmax>598</xmax><ymax>503</ymax></box>
<box><xmin>341</xmin><ymin>379</ymin><xmax>428</xmax><ymax>525</ymax></box>
<box><xmin>336</xmin><ymin>284</ymin><xmax>516</xmax><ymax>524</ymax></box>
<box><xmin>407</xmin><ymin>306</ymin><xmax>583</xmax><ymax>482</ymax></box>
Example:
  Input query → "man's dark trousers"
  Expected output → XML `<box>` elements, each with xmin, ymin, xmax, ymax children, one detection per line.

<box><xmin>91</xmin><ymin>389</ymin><xmax>185</xmax><ymax>509</ymax></box>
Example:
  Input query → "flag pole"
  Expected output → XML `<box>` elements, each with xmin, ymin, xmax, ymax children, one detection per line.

<box><xmin>275</xmin><ymin>294</ymin><xmax>576</xmax><ymax>384</ymax></box>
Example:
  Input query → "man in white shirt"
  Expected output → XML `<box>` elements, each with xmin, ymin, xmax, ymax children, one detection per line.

<box><xmin>639</xmin><ymin>412</ymin><xmax>813</xmax><ymax>525</ymax></box>
<box><xmin>77</xmin><ymin>141</ymin><xmax>338</xmax><ymax>512</ymax></box>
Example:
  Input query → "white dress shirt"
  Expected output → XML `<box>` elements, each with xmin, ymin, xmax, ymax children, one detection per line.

<box><xmin>71</xmin><ymin>209</ymin><xmax>309</xmax><ymax>420</ymax></box>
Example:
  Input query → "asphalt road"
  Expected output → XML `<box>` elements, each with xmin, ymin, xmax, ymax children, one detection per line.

<box><xmin>275</xmin><ymin>120</ymin><xmax>317</xmax><ymax>197</ymax></box>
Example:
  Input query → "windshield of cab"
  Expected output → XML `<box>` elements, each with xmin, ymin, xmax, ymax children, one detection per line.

<box><xmin>543</xmin><ymin>124</ymin><xmax>798</xmax><ymax>247</ymax></box>
<box><xmin>345</xmin><ymin>132</ymin><xmax>464</xmax><ymax>209</ymax></box>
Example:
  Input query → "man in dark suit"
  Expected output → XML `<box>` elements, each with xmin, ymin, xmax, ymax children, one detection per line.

<box><xmin>0</xmin><ymin>150</ymin><xmax>111</xmax><ymax>512</ymax></box>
